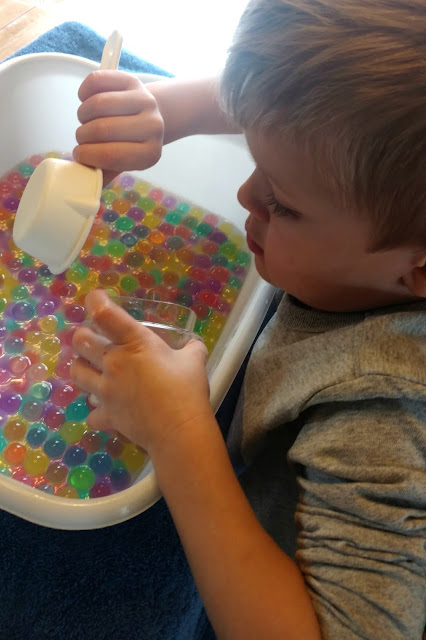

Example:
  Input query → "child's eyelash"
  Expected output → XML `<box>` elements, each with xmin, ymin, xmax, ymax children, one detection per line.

<box><xmin>265</xmin><ymin>193</ymin><xmax>298</xmax><ymax>218</ymax></box>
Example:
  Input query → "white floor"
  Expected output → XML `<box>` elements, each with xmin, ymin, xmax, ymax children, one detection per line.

<box><xmin>49</xmin><ymin>0</ymin><xmax>249</xmax><ymax>77</ymax></box>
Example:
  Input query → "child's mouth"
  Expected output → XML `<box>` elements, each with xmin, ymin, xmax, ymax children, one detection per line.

<box><xmin>246</xmin><ymin>231</ymin><xmax>264</xmax><ymax>256</ymax></box>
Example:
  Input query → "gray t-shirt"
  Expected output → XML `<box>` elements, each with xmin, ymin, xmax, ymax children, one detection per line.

<box><xmin>228</xmin><ymin>294</ymin><xmax>426</xmax><ymax>639</ymax></box>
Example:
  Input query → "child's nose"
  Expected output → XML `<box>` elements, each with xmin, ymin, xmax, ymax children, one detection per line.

<box><xmin>237</xmin><ymin>172</ymin><xmax>270</xmax><ymax>222</ymax></box>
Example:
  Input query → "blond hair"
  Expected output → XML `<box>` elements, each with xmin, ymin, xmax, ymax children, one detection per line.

<box><xmin>221</xmin><ymin>0</ymin><xmax>426</xmax><ymax>250</ymax></box>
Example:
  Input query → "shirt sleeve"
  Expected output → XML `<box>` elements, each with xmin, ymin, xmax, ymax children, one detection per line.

<box><xmin>288</xmin><ymin>395</ymin><xmax>426</xmax><ymax>640</ymax></box>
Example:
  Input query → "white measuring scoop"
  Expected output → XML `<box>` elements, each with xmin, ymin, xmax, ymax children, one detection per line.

<box><xmin>13</xmin><ymin>30</ymin><xmax>123</xmax><ymax>275</ymax></box>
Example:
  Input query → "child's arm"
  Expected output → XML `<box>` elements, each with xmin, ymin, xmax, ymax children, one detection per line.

<box><xmin>73</xmin><ymin>72</ymin><xmax>240</xmax><ymax>186</ymax></box>
<box><xmin>71</xmin><ymin>290</ymin><xmax>322</xmax><ymax>640</ymax></box>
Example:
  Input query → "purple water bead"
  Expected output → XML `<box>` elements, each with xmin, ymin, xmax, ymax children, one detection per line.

<box><xmin>119</xmin><ymin>174</ymin><xmax>135</xmax><ymax>189</ymax></box>
<box><xmin>127</xmin><ymin>207</ymin><xmax>144</xmax><ymax>222</ymax></box>
<box><xmin>36</xmin><ymin>299</ymin><xmax>57</xmax><ymax>316</ymax></box>
<box><xmin>205</xmin><ymin>278</ymin><xmax>223</xmax><ymax>294</ymax></box>
<box><xmin>0</xmin><ymin>392</ymin><xmax>22</xmax><ymax>414</ymax></box>
<box><xmin>162</xmin><ymin>196</ymin><xmax>177</xmax><ymax>209</ymax></box>
<box><xmin>193</xmin><ymin>253</ymin><xmax>212</xmax><ymax>269</ymax></box>
<box><xmin>3</xmin><ymin>197</ymin><xmax>19</xmax><ymax>212</ymax></box>
<box><xmin>110</xmin><ymin>467</ymin><xmax>131</xmax><ymax>491</ymax></box>
<box><xmin>232</xmin><ymin>264</ymin><xmax>247</xmax><ymax>277</ymax></box>
<box><xmin>64</xmin><ymin>304</ymin><xmax>85</xmax><ymax>324</ymax></box>
<box><xmin>18</xmin><ymin>268</ymin><xmax>38</xmax><ymax>284</ymax></box>
<box><xmin>183</xmin><ymin>279</ymin><xmax>203</xmax><ymax>296</ymax></box>
<box><xmin>11</xmin><ymin>301</ymin><xmax>35</xmax><ymax>322</ymax></box>
<box><xmin>209</xmin><ymin>230</ymin><xmax>228</xmax><ymax>244</ymax></box>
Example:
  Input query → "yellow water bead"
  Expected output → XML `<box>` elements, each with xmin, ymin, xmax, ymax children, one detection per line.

<box><xmin>121</xmin><ymin>443</ymin><xmax>147</xmax><ymax>473</ymax></box>
<box><xmin>26</xmin><ymin>331</ymin><xmax>43</xmax><ymax>346</ymax></box>
<box><xmin>228</xmin><ymin>234</ymin><xmax>244</xmax><ymax>249</ymax></box>
<box><xmin>45</xmin><ymin>151</ymin><xmax>61</xmax><ymax>159</ymax></box>
<box><xmin>3</xmin><ymin>417</ymin><xmax>28</xmax><ymax>441</ymax></box>
<box><xmin>188</xmin><ymin>207</ymin><xmax>204</xmax><ymax>221</ymax></box>
<box><xmin>142</xmin><ymin>214</ymin><xmax>162</xmax><ymax>229</ymax></box>
<box><xmin>23</xmin><ymin>450</ymin><xmax>49</xmax><ymax>476</ymax></box>
<box><xmin>221</xmin><ymin>285</ymin><xmax>238</xmax><ymax>303</ymax></box>
<box><xmin>56</xmin><ymin>485</ymin><xmax>79</xmax><ymax>499</ymax></box>
<box><xmin>40</xmin><ymin>356</ymin><xmax>57</xmax><ymax>377</ymax></box>
<box><xmin>40</xmin><ymin>336</ymin><xmax>61</xmax><ymax>356</ymax></box>
<box><xmin>133</xmin><ymin>180</ymin><xmax>150</xmax><ymax>196</ymax></box>
<box><xmin>60</xmin><ymin>421</ymin><xmax>87</xmax><ymax>445</ymax></box>
<box><xmin>39</xmin><ymin>315</ymin><xmax>58</xmax><ymax>334</ymax></box>
<box><xmin>218</xmin><ymin>222</ymin><xmax>235</xmax><ymax>236</ymax></box>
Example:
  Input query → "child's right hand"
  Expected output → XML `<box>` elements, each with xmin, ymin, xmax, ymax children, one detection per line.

<box><xmin>73</xmin><ymin>70</ymin><xmax>164</xmax><ymax>186</ymax></box>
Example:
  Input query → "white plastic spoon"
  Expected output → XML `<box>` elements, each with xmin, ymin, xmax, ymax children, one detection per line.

<box><xmin>13</xmin><ymin>30</ymin><xmax>123</xmax><ymax>275</ymax></box>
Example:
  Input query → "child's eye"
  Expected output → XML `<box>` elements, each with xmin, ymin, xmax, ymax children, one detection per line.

<box><xmin>265</xmin><ymin>193</ymin><xmax>299</xmax><ymax>218</ymax></box>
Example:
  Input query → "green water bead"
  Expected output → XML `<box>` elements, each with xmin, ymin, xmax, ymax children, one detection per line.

<box><xmin>20</xmin><ymin>255</ymin><xmax>34</xmax><ymax>267</ymax></box>
<box><xmin>219</xmin><ymin>242</ymin><xmax>237</xmax><ymax>258</ymax></box>
<box><xmin>138</xmin><ymin>197</ymin><xmax>155</xmax><ymax>212</ymax></box>
<box><xmin>60</xmin><ymin>421</ymin><xmax>87</xmax><ymax>444</ymax></box>
<box><xmin>211</xmin><ymin>254</ymin><xmax>229</xmax><ymax>267</ymax></box>
<box><xmin>165</xmin><ymin>212</ymin><xmax>182</xmax><ymax>225</ymax></box>
<box><xmin>18</xmin><ymin>163</ymin><xmax>35</xmax><ymax>177</ymax></box>
<box><xmin>91</xmin><ymin>242</ymin><xmax>106</xmax><ymax>256</ymax></box>
<box><xmin>66</xmin><ymin>264</ymin><xmax>88</xmax><ymax>283</ymax></box>
<box><xmin>68</xmin><ymin>465</ymin><xmax>95</xmax><ymax>491</ymax></box>
<box><xmin>65</xmin><ymin>398</ymin><xmax>91</xmax><ymax>422</ymax></box>
<box><xmin>102</xmin><ymin>190</ymin><xmax>117</xmax><ymax>204</ymax></box>
<box><xmin>228</xmin><ymin>275</ymin><xmax>243</xmax><ymax>289</ymax></box>
<box><xmin>106</xmin><ymin>240</ymin><xmax>126</xmax><ymax>258</ymax></box>
<box><xmin>115</xmin><ymin>216</ymin><xmax>134</xmax><ymax>232</ymax></box>
<box><xmin>166</xmin><ymin>236</ymin><xmax>184</xmax><ymax>250</ymax></box>
<box><xmin>175</xmin><ymin>202</ymin><xmax>190</xmax><ymax>215</ymax></box>
<box><xmin>0</xmin><ymin>298</ymin><xmax>7</xmax><ymax>313</ymax></box>
<box><xmin>195</xmin><ymin>222</ymin><xmax>213</xmax><ymax>237</ymax></box>
<box><xmin>120</xmin><ymin>275</ymin><xmax>139</xmax><ymax>293</ymax></box>
<box><xmin>0</xmin><ymin>467</ymin><xmax>11</xmax><ymax>476</ymax></box>
<box><xmin>235</xmin><ymin>250</ymin><xmax>251</xmax><ymax>266</ymax></box>
<box><xmin>125</xmin><ymin>252</ymin><xmax>144</xmax><ymax>268</ymax></box>
<box><xmin>126</xmin><ymin>306</ymin><xmax>144</xmax><ymax>321</ymax></box>
<box><xmin>30</xmin><ymin>382</ymin><xmax>52</xmax><ymax>401</ymax></box>
<box><xmin>151</xmin><ymin>269</ymin><xmax>162</xmax><ymax>285</ymax></box>
<box><xmin>182</xmin><ymin>216</ymin><xmax>198</xmax><ymax>229</ymax></box>
<box><xmin>0</xmin><ymin>435</ymin><xmax>6</xmax><ymax>452</ymax></box>
<box><xmin>11</xmin><ymin>285</ymin><xmax>29</xmax><ymax>300</ymax></box>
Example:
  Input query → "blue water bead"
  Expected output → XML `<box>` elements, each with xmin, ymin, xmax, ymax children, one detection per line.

<box><xmin>36</xmin><ymin>483</ymin><xmax>54</xmax><ymax>494</ymax></box>
<box><xmin>103</xmin><ymin>210</ymin><xmax>119</xmax><ymax>224</ymax></box>
<box><xmin>110</xmin><ymin>467</ymin><xmax>131</xmax><ymax>491</ymax></box>
<box><xmin>63</xmin><ymin>445</ymin><xmax>87</xmax><ymax>467</ymax></box>
<box><xmin>89</xmin><ymin>452</ymin><xmax>113</xmax><ymax>476</ymax></box>
<box><xmin>27</xmin><ymin>423</ymin><xmax>48</xmax><ymax>448</ymax></box>
<box><xmin>43</xmin><ymin>436</ymin><xmax>67</xmax><ymax>459</ymax></box>
<box><xmin>120</xmin><ymin>233</ymin><xmax>138</xmax><ymax>247</ymax></box>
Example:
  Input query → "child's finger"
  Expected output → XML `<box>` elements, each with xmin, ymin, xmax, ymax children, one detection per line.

<box><xmin>78</xmin><ymin>70</ymin><xmax>141</xmax><ymax>102</ymax></box>
<box><xmin>73</xmin><ymin>141</ymin><xmax>161</xmax><ymax>172</ymax></box>
<box><xmin>85</xmin><ymin>290</ymin><xmax>158</xmax><ymax>347</ymax></box>
<box><xmin>72</xmin><ymin>325</ymin><xmax>111</xmax><ymax>371</ymax></box>
<box><xmin>77</xmin><ymin>88</ymin><xmax>155</xmax><ymax>124</ymax></box>
<box><xmin>70</xmin><ymin>356</ymin><xmax>103</xmax><ymax>398</ymax></box>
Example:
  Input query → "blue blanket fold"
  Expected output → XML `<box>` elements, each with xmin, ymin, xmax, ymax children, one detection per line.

<box><xmin>0</xmin><ymin>21</ymin><xmax>208</xmax><ymax>640</ymax></box>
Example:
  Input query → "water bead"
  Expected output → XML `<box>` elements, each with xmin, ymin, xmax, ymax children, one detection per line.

<box><xmin>110</xmin><ymin>467</ymin><xmax>131</xmax><ymax>491</ymax></box>
<box><xmin>133</xmin><ymin>225</ymin><xmax>150</xmax><ymax>240</ymax></box>
<box><xmin>3</xmin><ymin>197</ymin><xmax>19</xmax><ymax>212</ymax></box>
<box><xmin>4</xmin><ymin>441</ymin><xmax>26</xmax><ymax>464</ymax></box>
<box><xmin>228</xmin><ymin>275</ymin><xmax>243</xmax><ymax>289</ymax></box>
<box><xmin>11</xmin><ymin>300</ymin><xmax>35</xmax><ymax>321</ymax></box>
<box><xmin>26</xmin><ymin>362</ymin><xmax>48</xmax><ymax>383</ymax></box>
<box><xmin>143</xmin><ymin>214</ymin><xmax>162</xmax><ymax>229</ymax></box>
<box><xmin>205</xmin><ymin>277</ymin><xmax>222</xmax><ymax>294</ymax></box>
<box><xmin>175</xmin><ymin>292</ymin><xmax>193</xmax><ymax>307</ymax></box>
<box><xmin>80</xmin><ymin>430</ymin><xmax>102</xmax><ymax>453</ymax></box>
<box><xmin>124</xmin><ymin>252</ymin><xmax>144</xmax><ymax>269</ymax></box>
<box><xmin>120</xmin><ymin>233</ymin><xmax>138</xmax><ymax>248</ymax></box>
<box><xmin>56</xmin><ymin>485</ymin><xmax>78</xmax><ymax>498</ymax></box>
<box><xmin>23</xmin><ymin>450</ymin><xmax>49</xmax><ymax>476</ymax></box>
<box><xmin>0</xmin><ymin>368</ymin><xmax>11</xmax><ymax>385</ymax></box>
<box><xmin>120</xmin><ymin>275</ymin><xmax>139</xmax><ymax>293</ymax></box>
<box><xmin>21</xmin><ymin>400</ymin><xmax>44</xmax><ymax>421</ymax></box>
<box><xmin>30</xmin><ymin>381</ymin><xmax>52</xmax><ymax>402</ymax></box>
<box><xmin>68</xmin><ymin>465</ymin><xmax>95</xmax><ymax>491</ymax></box>
<box><xmin>43</xmin><ymin>436</ymin><xmax>67</xmax><ymax>459</ymax></box>
<box><xmin>0</xmin><ymin>299</ymin><xmax>6</xmax><ymax>313</ymax></box>
<box><xmin>106</xmin><ymin>240</ymin><xmax>126</xmax><ymax>259</ymax></box>
<box><xmin>26</xmin><ymin>424</ymin><xmax>48</xmax><ymax>447</ymax></box>
<box><xmin>222</xmin><ymin>285</ymin><xmax>238</xmax><ymax>303</ymax></box>
<box><xmin>150</xmin><ymin>247</ymin><xmax>169</xmax><ymax>265</ymax></box>
<box><xmin>64</xmin><ymin>304</ymin><xmax>85</xmax><ymax>324</ymax></box>
<box><xmin>3</xmin><ymin>417</ymin><xmax>27</xmax><ymax>441</ymax></box>
<box><xmin>45</xmin><ymin>462</ymin><xmax>68</xmax><ymax>485</ymax></box>
<box><xmin>11</xmin><ymin>469</ymin><xmax>34</xmax><ymax>486</ymax></box>
<box><xmin>36</xmin><ymin>483</ymin><xmax>54</xmax><ymax>494</ymax></box>
<box><xmin>90</xmin><ymin>481</ymin><xmax>112</xmax><ymax>498</ymax></box>
<box><xmin>18</xmin><ymin>268</ymin><xmax>38</xmax><ymax>284</ymax></box>
<box><xmin>40</xmin><ymin>336</ymin><xmax>61</xmax><ymax>356</ymax></box>
<box><xmin>101</xmin><ymin>190</ymin><xmax>117</xmax><ymax>205</ymax></box>
<box><xmin>18</xmin><ymin>163</ymin><xmax>35</xmax><ymax>177</ymax></box>
<box><xmin>63</xmin><ymin>445</ymin><xmax>87</xmax><ymax>467</ymax></box>
<box><xmin>89</xmin><ymin>452</ymin><xmax>113</xmax><ymax>476</ymax></box>
<box><xmin>175</xmin><ymin>202</ymin><xmax>190</xmax><ymax>215</ymax></box>
<box><xmin>11</xmin><ymin>285</ymin><xmax>29</xmax><ymax>301</ymax></box>
<box><xmin>210</xmin><ymin>266</ymin><xmax>229</xmax><ymax>283</ymax></box>
<box><xmin>192</xmin><ymin>301</ymin><xmax>210</xmax><ymax>320</ymax></box>
<box><xmin>215</xmin><ymin>298</ymin><xmax>231</xmax><ymax>314</ymax></box>
<box><xmin>115</xmin><ymin>216</ymin><xmax>134</xmax><ymax>232</ymax></box>
<box><xmin>65</xmin><ymin>397</ymin><xmax>90</xmax><ymax>422</ymax></box>
<box><xmin>8</xmin><ymin>355</ymin><xmax>31</xmax><ymax>375</ymax></box>
<box><xmin>0</xmin><ymin>392</ymin><xmax>21</xmax><ymax>413</ymax></box>
<box><xmin>43</xmin><ymin>406</ymin><xmax>64</xmax><ymax>433</ymax></box>
<box><xmin>231</xmin><ymin>264</ymin><xmax>246</xmax><ymax>278</ymax></box>
<box><xmin>197</xmin><ymin>290</ymin><xmax>218</xmax><ymax>307</ymax></box>
<box><xmin>219</xmin><ymin>242</ymin><xmax>237</xmax><ymax>259</ymax></box>
<box><xmin>105</xmin><ymin>435</ymin><xmax>123</xmax><ymax>458</ymax></box>
<box><xmin>209</xmin><ymin>230</ymin><xmax>227</xmax><ymax>244</ymax></box>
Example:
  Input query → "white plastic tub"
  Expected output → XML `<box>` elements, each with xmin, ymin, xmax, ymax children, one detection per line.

<box><xmin>0</xmin><ymin>53</ymin><xmax>274</xmax><ymax>529</ymax></box>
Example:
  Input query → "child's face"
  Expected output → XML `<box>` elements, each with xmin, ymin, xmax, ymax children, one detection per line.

<box><xmin>239</xmin><ymin>129</ymin><xmax>419</xmax><ymax>311</ymax></box>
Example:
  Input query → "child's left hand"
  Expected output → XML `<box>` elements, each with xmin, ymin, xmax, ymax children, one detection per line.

<box><xmin>70</xmin><ymin>290</ymin><xmax>210</xmax><ymax>456</ymax></box>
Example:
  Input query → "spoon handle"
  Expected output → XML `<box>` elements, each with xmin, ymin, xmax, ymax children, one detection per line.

<box><xmin>100</xmin><ymin>30</ymin><xmax>123</xmax><ymax>71</ymax></box>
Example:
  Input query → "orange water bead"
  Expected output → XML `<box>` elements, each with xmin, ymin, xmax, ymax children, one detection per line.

<box><xmin>92</xmin><ymin>227</ymin><xmax>110</xmax><ymax>244</ymax></box>
<box><xmin>98</xmin><ymin>271</ymin><xmax>119</xmax><ymax>287</ymax></box>
<box><xmin>3</xmin><ymin>417</ymin><xmax>28</xmax><ymax>441</ymax></box>
<box><xmin>136</xmin><ymin>240</ymin><xmax>152</xmax><ymax>255</ymax></box>
<box><xmin>4</xmin><ymin>442</ymin><xmax>27</xmax><ymax>464</ymax></box>
<box><xmin>148</xmin><ymin>229</ymin><xmax>165</xmax><ymax>245</ymax></box>
<box><xmin>150</xmin><ymin>247</ymin><xmax>170</xmax><ymax>265</ymax></box>
<box><xmin>162</xmin><ymin>270</ymin><xmax>180</xmax><ymax>286</ymax></box>
<box><xmin>176</xmin><ymin>247</ymin><xmax>194</xmax><ymax>265</ymax></box>
<box><xmin>112</xmin><ymin>198</ymin><xmax>131</xmax><ymax>214</ymax></box>
<box><xmin>0</xmin><ymin>207</ymin><xmax>11</xmax><ymax>222</ymax></box>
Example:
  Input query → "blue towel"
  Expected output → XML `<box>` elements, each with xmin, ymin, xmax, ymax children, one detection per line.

<box><xmin>0</xmin><ymin>21</ymin><xmax>211</xmax><ymax>640</ymax></box>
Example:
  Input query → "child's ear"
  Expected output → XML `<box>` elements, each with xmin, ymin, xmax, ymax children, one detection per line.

<box><xmin>402</xmin><ymin>252</ymin><xmax>426</xmax><ymax>298</ymax></box>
